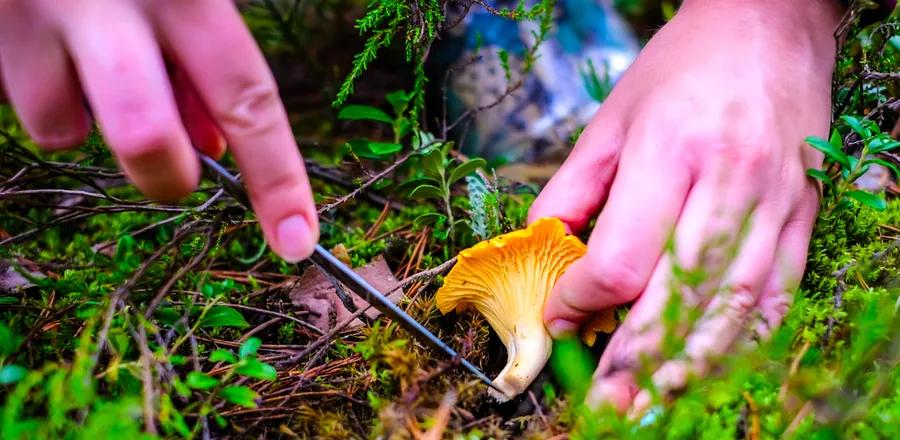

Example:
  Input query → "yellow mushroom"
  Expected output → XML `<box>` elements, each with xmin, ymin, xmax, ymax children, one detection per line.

<box><xmin>435</xmin><ymin>217</ymin><xmax>588</xmax><ymax>401</ymax></box>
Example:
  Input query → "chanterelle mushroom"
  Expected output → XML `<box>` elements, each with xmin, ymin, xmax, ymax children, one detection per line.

<box><xmin>435</xmin><ymin>217</ymin><xmax>587</xmax><ymax>401</ymax></box>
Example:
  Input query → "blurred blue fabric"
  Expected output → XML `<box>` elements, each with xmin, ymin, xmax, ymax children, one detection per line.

<box><xmin>436</xmin><ymin>0</ymin><xmax>638</xmax><ymax>162</ymax></box>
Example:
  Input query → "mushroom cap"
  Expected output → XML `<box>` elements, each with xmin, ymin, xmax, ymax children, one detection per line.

<box><xmin>436</xmin><ymin>217</ymin><xmax>586</xmax><ymax>333</ymax></box>
<box><xmin>435</xmin><ymin>217</ymin><xmax>587</xmax><ymax>399</ymax></box>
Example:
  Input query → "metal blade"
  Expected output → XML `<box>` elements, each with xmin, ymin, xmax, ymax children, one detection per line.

<box><xmin>197</xmin><ymin>152</ymin><xmax>500</xmax><ymax>392</ymax></box>
<box><xmin>308</xmin><ymin>244</ymin><xmax>500</xmax><ymax>391</ymax></box>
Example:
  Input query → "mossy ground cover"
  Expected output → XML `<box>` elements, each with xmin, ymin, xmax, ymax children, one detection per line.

<box><xmin>1</xmin><ymin>1</ymin><xmax>898</xmax><ymax>439</ymax></box>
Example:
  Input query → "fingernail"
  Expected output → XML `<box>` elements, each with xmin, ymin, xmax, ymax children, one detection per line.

<box><xmin>276</xmin><ymin>215</ymin><xmax>314</xmax><ymax>262</ymax></box>
<box><xmin>547</xmin><ymin>319</ymin><xmax>579</xmax><ymax>338</ymax></box>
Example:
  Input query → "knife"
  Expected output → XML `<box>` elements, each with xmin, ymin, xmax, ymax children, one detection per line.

<box><xmin>197</xmin><ymin>153</ymin><xmax>500</xmax><ymax>392</ymax></box>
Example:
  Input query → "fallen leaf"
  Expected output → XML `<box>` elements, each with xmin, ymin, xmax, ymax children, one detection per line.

<box><xmin>290</xmin><ymin>256</ymin><xmax>401</xmax><ymax>332</ymax></box>
<box><xmin>0</xmin><ymin>260</ymin><xmax>45</xmax><ymax>294</ymax></box>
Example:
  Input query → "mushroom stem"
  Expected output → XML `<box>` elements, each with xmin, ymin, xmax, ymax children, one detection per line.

<box><xmin>490</xmin><ymin>324</ymin><xmax>553</xmax><ymax>402</ymax></box>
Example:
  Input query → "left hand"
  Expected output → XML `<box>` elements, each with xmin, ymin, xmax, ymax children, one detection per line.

<box><xmin>528</xmin><ymin>0</ymin><xmax>841</xmax><ymax>412</ymax></box>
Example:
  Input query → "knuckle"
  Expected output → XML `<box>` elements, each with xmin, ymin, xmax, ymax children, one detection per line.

<box><xmin>732</xmin><ymin>146</ymin><xmax>771</xmax><ymax>174</ymax></box>
<box><xmin>722</xmin><ymin>285</ymin><xmax>758</xmax><ymax>318</ymax></box>
<box><xmin>763</xmin><ymin>293</ymin><xmax>791</xmax><ymax>321</ymax></box>
<box><xmin>246</xmin><ymin>168</ymin><xmax>303</xmax><ymax>207</ymax></box>
<box><xmin>718</xmin><ymin>142</ymin><xmax>770</xmax><ymax>173</ymax></box>
<box><xmin>213</xmin><ymin>79</ymin><xmax>284</xmax><ymax>136</ymax></box>
<box><xmin>686</xmin><ymin>133</ymin><xmax>774</xmax><ymax>175</ymax></box>
<box><xmin>107</xmin><ymin>121</ymin><xmax>178</xmax><ymax>162</ymax></box>
<box><xmin>586</xmin><ymin>255</ymin><xmax>645</xmax><ymax>302</ymax></box>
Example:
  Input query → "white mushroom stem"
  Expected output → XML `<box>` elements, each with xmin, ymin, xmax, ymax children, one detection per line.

<box><xmin>490</xmin><ymin>323</ymin><xmax>553</xmax><ymax>402</ymax></box>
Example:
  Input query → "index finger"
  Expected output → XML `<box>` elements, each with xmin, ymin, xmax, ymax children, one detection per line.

<box><xmin>152</xmin><ymin>1</ymin><xmax>318</xmax><ymax>261</ymax></box>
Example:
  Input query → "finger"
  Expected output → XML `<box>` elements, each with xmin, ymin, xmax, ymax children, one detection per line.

<box><xmin>0</xmin><ymin>8</ymin><xmax>90</xmax><ymax>149</ymax></box>
<box><xmin>585</xmin><ymin>370</ymin><xmax>636</xmax><ymax>413</ymax></box>
<box><xmin>527</xmin><ymin>107</ymin><xmax>626</xmax><ymax>232</ymax></box>
<box><xmin>588</xmin><ymin>164</ymin><xmax>765</xmax><ymax>410</ymax></box>
<box><xmin>543</xmin><ymin>139</ymin><xmax>692</xmax><ymax>337</ymax></box>
<box><xmin>0</xmin><ymin>57</ymin><xmax>5</xmax><ymax>103</ymax></box>
<box><xmin>631</xmin><ymin>174</ymin><xmax>817</xmax><ymax>414</ymax></box>
<box><xmin>754</xmin><ymin>185</ymin><xmax>819</xmax><ymax>337</ymax></box>
<box><xmin>171</xmin><ymin>69</ymin><xmax>226</xmax><ymax>159</ymax></box>
<box><xmin>61</xmin><ymin>2</ymin><xmax>198</xmax><ymax>200</ymax></box>
<box><xmin>153</xmin><ymin>1</ymin><xmax>318</xmax><ymax>261</ymax></box>
<box><xmin>630</xmin><ymin>208</ymin><xmax>785</xmax><ymax>414</ymax></box>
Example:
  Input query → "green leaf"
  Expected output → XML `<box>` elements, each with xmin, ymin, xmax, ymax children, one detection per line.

<box><xmin>806</xmin><ymin>168</ymin><xmax>833</xmax><ymax>186</ymax></box>
<box><xmin>200</xmin><ymin>306</ymin><xmax>250</xmax><ymax>329</ymax></box>
<box><xmin>408</xmin><ymin>184</ymin><xmax>445</xmax><ymax>200</ymax></box>
<box><xmin>385</xmin><ymin>90</ymin><xmax>410</xmax><ymax>116</ymax></box>
<box><xmin>840</xmin><ymin>115</ymin><xmax>870</xmax><ymax>138</ymax></box>
<box><xmin>201</xmin><ymin>283</ymin><xmax>216</xmax><ymax>298</ymax></box>
<box><xmin>862</xmin><ymin>158</ymin><xmax>900</xmax><ymax>177</ymax></box>
<box><xmin>369</xmin><ymin>142</ymin><xmax>403</xmax><ymax>155</ymax></box>
<box><xmin>396</xmin><ymin>119</ymin><xmax>412</xmax><ymax>139</ymax></box>
<box><xmin>114</xmin><ymin>235</ymin><xmax>136</xmax><ymax>263</ymax></box>
<box><xmin>448</xmin><ymin>158</ymin><xmax>487</xmax><ymax>184</ymax></box>
<box><xmin>845</xmin><ymin>190</ymin><xmax>886</xmax><ymax>211</ymax></box>
<box><xmin>420</xmin><ymin>150</ymin><xmax>445</xmax><ymax>175</ymax></box>
<box><xmin>155</xmin><ymin>307</ymin><xmax>181</xmax><ymax>327</ymax></box>
<box><xmin>209</xmin><ymin>349</ymin><xmax>238</xmax><ymax>364</ymax></box>
<box><xmin>868</xmin><ymin>135</ymin><xmax>900</xmax><ymax>153</ymax></box>
<box><xmin>829</xmin><ymin>127</ymin><xmax>842</xmax><ymax>150</ymax></box>
<box><xmin>806</xmin><ymin>136</ymin><xmax>850</xmax><ymax>168</ymax></box>
<box><xmin>550</xmin><ymin>339</ymin><xmax>594</xmax><ymax>403</ymax></box>
<box><xmin>394</xmin><ymin>177</ymin><xmax>441</xmax><ymax>196</ymax></box>
<box><xmin>346</xmin><ymin>139</ymin><xmax>402</xmax><ymax>160</ymax></box>
<box><xmin>0</xmin><ymin>365</ymin><xmax>27</xmax><ymax>385</ymax></box>
<box><xmin>0</xmin><ymin>323</ymin><xmax>22</xmax><ymax>357</ymax></box>
<box><xmin>372</xmin><ymin>178</ymin><xmax>393</xmax><ymax>190</ymax></box>
<box><xmin>411</xmin><ymin>130</ymin><xmax>438</xmax><ymax>152</ymax></box>
<box><xmin>186</xmin><ymin>371</ymin><xmax>219</xmax><ymax>390</ymax></box>
<box><xmin>413</xmin><ymin>213</ymin><xmax>446</xmax><ymax>230</ymax></box>
<box><xmin>236</xmin><ymin>359</ymin><xmax>277</xmax><ymax>381</ymax></box>
<box><xmin>173</xmin><ymin>377</ymin><xmax>191</xmax><ymax>397</ymax></box>
<box><xmin>337</xmin><ymin>105</ymin><xmax>393</xmax><ymax>124</ymax></box>
<box><xmin>220</xmin><ymin>386</ymin><xmax>259</xmax><ymax>408</ymax></box>
<box><xmin>0</xmin><ymin>297</ymin><xmax>19</xmax><ymax>305</ymax></box>
<box><xmin>239</xmin><ymin>337</ymin><xmax>262</xmax><ymax>359</ymax></box>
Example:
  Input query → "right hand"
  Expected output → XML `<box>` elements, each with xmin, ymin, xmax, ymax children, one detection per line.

<box><xmin>529</xmin><ymin>0</ymin><xmax>840</xmax><ymax>412</ymax></box>
<box><xmin>0</xmin><ymin>0</ymin><xmax>318</xmax><ymax>261</ymax></box>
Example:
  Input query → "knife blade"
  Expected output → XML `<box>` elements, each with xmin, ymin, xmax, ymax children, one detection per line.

<box><xmin>197</xmin><ymin>153</ymin><xmax>500</xmax><ymax>392</ymax></box>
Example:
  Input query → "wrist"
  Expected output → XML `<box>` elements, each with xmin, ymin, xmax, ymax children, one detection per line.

<box><xmin>675</xmin><ymin>0</ymin><xmax>840</xmax><ymax>65</ymax></box>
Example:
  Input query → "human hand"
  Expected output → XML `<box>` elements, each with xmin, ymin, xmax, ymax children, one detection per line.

<box><xmin>0</xmin><ymin>0</ymin><xmax>318</xmax><ymax>261</ymax></box>
<box><xmin>528</xmin><ymin>0</ymin><xmax>842</xmax><ymax>412</ymax></box>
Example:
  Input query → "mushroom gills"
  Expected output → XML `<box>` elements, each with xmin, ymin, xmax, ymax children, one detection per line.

<box><xmin>435</xmin><ymin>217</ymin><xmax>589</xmax><ymax>401</ymax></box>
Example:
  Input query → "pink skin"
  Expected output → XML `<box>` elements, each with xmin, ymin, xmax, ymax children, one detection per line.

<box><xmin>530</xmin><ymin>0</ymin><xmax>842</xmax><ymax>412</ymax></box>
<box><xmin>0</xmin><ymin>0</ymin><xmax>317</xmax><ymax>262</ymax></box>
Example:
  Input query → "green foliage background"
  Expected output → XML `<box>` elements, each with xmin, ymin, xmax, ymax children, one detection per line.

<box><xmin>0</xmin><ymin>1</ymin><xmax>898</xmax><ymax>439</ymax></box>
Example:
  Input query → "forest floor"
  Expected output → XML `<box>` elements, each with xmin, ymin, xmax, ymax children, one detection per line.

<box><xmin>1</xmin><ymin>2</ymin><xmax>899</xmax><ymax>439</ymax></box>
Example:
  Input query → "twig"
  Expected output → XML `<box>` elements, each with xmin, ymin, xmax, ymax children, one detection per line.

<box><xmin>167</xmin><ymin>299</ymin><xmax>323</xmax><ymax>335</ymax></box>
<box><xmin>145</xmin><ymin>225</ymin><xmax>218</xmax><ymax>318</ymax></box>
<box><xmin>133</xmin><ymin>324</ymin><xmax>159</xmax><ymax>435</ymax></box>
<box><xmin>91</xmin><ymin>223</ymin><xmax>202</xmax><ymax>368</ymax></box>
<box><xmin>317</xmin><ymin>149</ymin><xmax>417</xmax><ymax>213</ymax></box>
